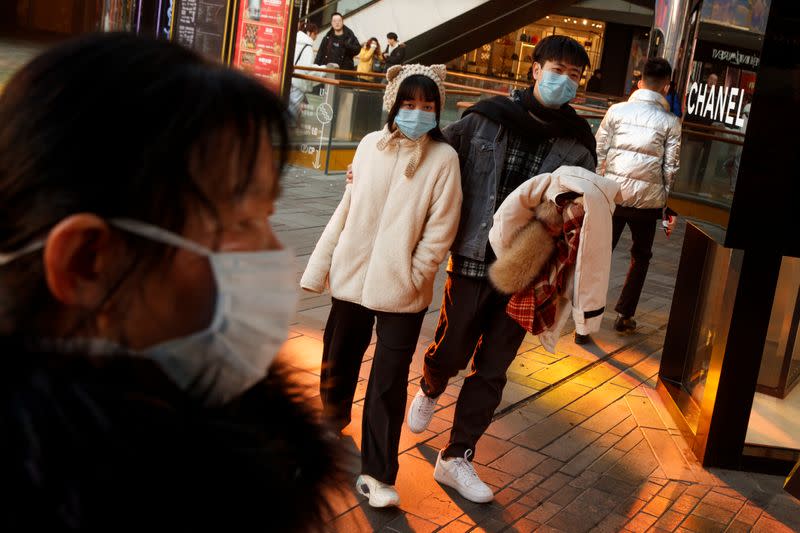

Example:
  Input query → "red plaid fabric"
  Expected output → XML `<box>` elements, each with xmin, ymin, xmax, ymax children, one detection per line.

<box><xmin>506</xmin><ymin>202</ymin><xmax>585</xmax><ymax>335</ymax></box>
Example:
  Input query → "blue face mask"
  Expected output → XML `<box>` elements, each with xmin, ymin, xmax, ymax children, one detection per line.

<box><xmin>536</xmin><ymin>70</ymin><xmax>579</xmax><ymax>107</ymax></box>
<box><xmin>394</xmin><ymin>108</ymin><xmax>437</xmax><ymax>140</ymax></box>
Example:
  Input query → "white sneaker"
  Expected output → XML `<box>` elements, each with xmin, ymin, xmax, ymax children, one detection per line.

<box><xmin>355</xmin><ymin>475</ymin><xmax>400</xmax><ymax>508</ymax></box>
<box><xmin>407</xmin><ymin>389</ymin><xmax>438</xmax><ymax>433</ymax></box>
<box><xmin>434</xmin><ymin>450</ymin><xmax>494</xmax><ymax>503</ymax></box>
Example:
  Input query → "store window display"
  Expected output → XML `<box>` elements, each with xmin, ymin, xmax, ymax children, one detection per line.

<box><xmin>447</xmin><ymin>15</ymin><xmax>605</xmax><ymax>88</ymax></box>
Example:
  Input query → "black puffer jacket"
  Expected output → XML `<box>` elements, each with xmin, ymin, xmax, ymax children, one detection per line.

<box><xmin>0</xmin><ymin>343</ymin><xmax>342</xmax><ymax>530</ymax></box>
<box><xmin>314</xmin><ymin>26</ymin><xmax>361</xmax><ymax>70</ymax></box>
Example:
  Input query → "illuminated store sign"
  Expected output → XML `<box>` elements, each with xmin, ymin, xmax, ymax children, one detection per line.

<box><xmin>685</xmin><ymin>82</ymin><xmax>747</xmax><ymax>126</ymax></box>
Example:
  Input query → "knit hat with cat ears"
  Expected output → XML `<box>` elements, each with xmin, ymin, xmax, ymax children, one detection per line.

<box><xmin>382</xmin><ymin>64</ymin><xmax>447</xmax><ymax>112</ymax></box>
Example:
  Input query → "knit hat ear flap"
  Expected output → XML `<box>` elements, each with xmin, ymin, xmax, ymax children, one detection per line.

<box><xmin>386</xmin><ymin>65</ymin><xmax>403</xmax><ymax>82</ymax></box>
<box><xmin>430</xmin><ymin>64</ymin><xmax>447</xmax><ymax>82</ymax></box>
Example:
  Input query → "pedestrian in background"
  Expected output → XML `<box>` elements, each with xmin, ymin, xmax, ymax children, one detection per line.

<box><xmin>595</xmin><ymin>57</ymin><xmax>681</xmax><ymax>334</ymax></box>
<box><xmin>357</xmin><ymin>37</ymin><xmax>382</xmax><ymax>81</ymax></box>
<box><xmin>290</xmin><ymin>20</ymin><xmax>318</xmax><ymax>116</ymax></box>
<box><xmin>302</xmin><ymin>64</ymin><xmax>461</xmax><ymax>509</ymax></box>
<box><xmin>384</xmin><ymin>32</ymin><xmax>406</xmax><ymax>69</ymax></box>
<box><xmin>665</xmin><ymin>80</ymin><xmax>683</xmax><ymax>117</ymax></box>
<box><xmin>315</xmin><ymin>11</ymin><xmax>361</xmax><ymax>75</ymax></box>
<box><xmin>586</xmin><ymin>68</ymin><xmax>603</xmax><ymax>93</ymax></box>
<box><xmin>0</xmin><ymin>33</ymin><xmax>341</xmax><ymax>530</ymax></box>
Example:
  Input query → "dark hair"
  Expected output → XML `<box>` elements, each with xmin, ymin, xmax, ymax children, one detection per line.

<box><xmin>0</xmin><ymin>33</ymin><xmax>289</xmax><ymax>336</ymax></box>
<box><xmin>386</xmin><ymin>75</ymin><xmax>446</xmax><ymax>142</ymax></box>
<box><xmin>387</xmin><ymin>32</ymin><xmax>398</xmax><ymax>41</ymax></box>
<box><xmin>643</xmin><ymin>57</ymin><xmax>672</xmax><ymax>86</ymax></box>
<box><xmin>533</xmin><ymin>35</ymin><xmax>590</xmax><ymax>70</ymax></box>
<box><xmin>364</xmin><ymin>36</ymin><xmax>379</xmax><ymax>49</ymax></box>
<box><xmin>299</xmin><ymin>21</ymin><xmax>318</xmax><ymax>34</ymax></box>
<box><xmin>331</xmin><ymin>11</ymin><xmax>344</xmax><ymax>20</ymax></box>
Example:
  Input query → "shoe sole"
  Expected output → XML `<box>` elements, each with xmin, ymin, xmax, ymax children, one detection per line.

<box><xmin>407</xmin><ymin>417</ymin><xmax>432</xmax><ymax>434</ymax></box>
<box><xmin>356</xmin><ymin>479</ymin><xmax>400</xmax><ymax>508</ymax></box>
<box><xmin>433</xmin><ymin>466</ymin><xmax>494</xmax><ymax>504</ymax></box>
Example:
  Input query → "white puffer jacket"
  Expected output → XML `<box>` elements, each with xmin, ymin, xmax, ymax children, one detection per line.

<box><xmin>291</xmin><ymin>31</ymin><xmax>316</xmax><ymax>94</ymax></box>
<box><xmin>489</xmin><ymin>166</ymin><xmax>621</xmax><ymax>352</ymax></box>
<box><xmin>595</xmin><ymin>89</ymin><xmax>681</xmax><ymax>209</ymax></box>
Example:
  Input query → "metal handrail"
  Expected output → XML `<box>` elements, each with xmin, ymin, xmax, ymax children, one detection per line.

<box><xmin>682</xmin><ymin>120</ymin><xmax>746</xmax><ymax>138</ymax></box>
<box><xmin>681</xmin><ymin>129</ymin><xmax>744</xmax><ymax>146</ymax></box>
<box><xmin>294</xmin><ymin>67</ymin><xmax>620</xmax><ymax>107</ymax></box>
<box><xmin>446</xmin><ymin>71</ymin><xmax>530</xmax><ymax>89</ymax></box>
<box><xmin>292</xmin><ymin>72</ymin><xmax>489</xmax><ymax>97</ymax></box>
<box><xmin>293</xmin><ymin>66</ymin><xmax>506</xmax><ymax>97</ymax></box>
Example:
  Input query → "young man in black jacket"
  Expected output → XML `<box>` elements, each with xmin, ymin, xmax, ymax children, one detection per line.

<box><xmin>383</xmin><ymin>32</ymin><xmax>406</xmax><ymax>69</ymax></box>
<box><xmin>405</xmin><ymin>35</ymin><xmax>598</xmax><ymax>504</ymax></box>
<box><xmin>314</xmin><ymin>12</ymin><xmax>361</xmax><ymax>73</ymax></box>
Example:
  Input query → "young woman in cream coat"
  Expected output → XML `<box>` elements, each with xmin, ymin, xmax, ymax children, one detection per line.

<box><xmin>301</xmin><ymin>64</ymin><xmax>461</xmax><ymax>507</ymax></box>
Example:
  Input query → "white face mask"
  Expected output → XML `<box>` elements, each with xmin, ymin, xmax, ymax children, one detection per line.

<box><xmin>0</xmin><ymin>218</ymin><xmax>298</xmax><ymax>405</ymax></box>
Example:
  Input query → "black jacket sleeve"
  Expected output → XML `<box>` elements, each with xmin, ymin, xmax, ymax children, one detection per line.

<box><xmin>344</xmin><ymin>30</ymin><xmax>361</xmax><ymax>57</ymax></box>
<box><xmin>392</xmin><ymin>45</ymin><xmax>406</xmax><ymax>65</ymax></box>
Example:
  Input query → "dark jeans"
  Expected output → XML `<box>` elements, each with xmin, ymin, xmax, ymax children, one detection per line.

<box><xmin>612</xmin><ymin>206</ymin><xmax>661</xmax><ymax>318</ymax></box>
<box><xmin>319</xmin><ymin>298</ymin><xmax>426</xmax><ymax>484</ymax></box>
<box><xmin>420</xmin><ymin>273</ymin><xmax>527</xmax><ymax>460</ymax></box>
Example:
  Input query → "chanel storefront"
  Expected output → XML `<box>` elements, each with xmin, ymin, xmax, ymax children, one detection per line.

<box><xmin>652</xmin><ymin>0</ymin><xmax>799</xmax><ymax>491</ymax></box>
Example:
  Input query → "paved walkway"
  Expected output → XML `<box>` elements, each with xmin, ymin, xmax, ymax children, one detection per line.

<box><xmin>274</xmin><ymin>166</ymin><xmax>800</xmax><ymax>533</ymax></box>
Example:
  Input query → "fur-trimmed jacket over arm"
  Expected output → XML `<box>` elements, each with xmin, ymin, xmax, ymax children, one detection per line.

<box><xmin>489</xmin><ymin>166</ymin><xmax>621</xmax><ymax>352</ymax></box>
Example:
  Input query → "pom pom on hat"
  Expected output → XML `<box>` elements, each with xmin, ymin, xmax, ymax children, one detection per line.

<box><xmin>383</xmin><ymin>64</ymin><xmax>447</xmax><ymax>112</ymax></box>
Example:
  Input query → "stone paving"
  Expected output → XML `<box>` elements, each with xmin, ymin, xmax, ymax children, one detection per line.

<box><xmin>273</xmin><ymin>166</ymin><xmax>800</xmax><ymax>533</ymax></box>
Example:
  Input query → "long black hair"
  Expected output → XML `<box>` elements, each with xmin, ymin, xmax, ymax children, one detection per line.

<box><xmin>386</xmin><ymin>74</ymin><xmax>446</xmax><ymax>142</ymax></box>
<box><xmin>0</xmin><ymin>32</ymin><xmax>289</xmax><ymax>336</ymax></box>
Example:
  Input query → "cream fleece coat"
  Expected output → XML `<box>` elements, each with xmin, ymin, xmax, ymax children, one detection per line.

<box><xmin>301</xmin><ymin>127</ymin><xmax>462</xmax><ymax>313</ymax></box>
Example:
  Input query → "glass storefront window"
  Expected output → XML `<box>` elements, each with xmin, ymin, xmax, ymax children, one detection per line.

<box><xmin>446</xmin><ymin>15</ymin><xmax>605</xmax><ymax>88</ymax></box>
<box><xmin>747</xmin><ymin>257</ymin><xmax>800</xmax><ymax>451</ymax></box>
<box><xmin>670</xmin><ymin>1</ymin><xmax>771</xmax><ymax>212</ymax></box>
<box><xmin>102</xmin><ymin>0</ymin><xmax>139</xmax><ymax>33</ymax></box>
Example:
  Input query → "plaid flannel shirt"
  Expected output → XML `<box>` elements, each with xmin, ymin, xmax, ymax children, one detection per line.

<box><xmin>449</xmin><ymin>134</ymin><xmax>554</xmax><ymax>278</ymax></box>
<box><xmin>506</xmin><ymin>201</ymin><xmax>585</xmax><ymax>335</ymax></box>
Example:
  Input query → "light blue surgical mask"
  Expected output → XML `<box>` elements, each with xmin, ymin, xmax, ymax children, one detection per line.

<box><xmin>394</xmin><ymin>108</ymin><xmax>437</xmax><ymax>140</ymax></box>
<box><xmin>0</xmin><ymin>218</ymin><xmax>298</xmax><ymax>406</ymax></box>
<box><xmin>536</xmin><ymin>70</ymin><xmax>579</xmax><ymax>107</ymax></box>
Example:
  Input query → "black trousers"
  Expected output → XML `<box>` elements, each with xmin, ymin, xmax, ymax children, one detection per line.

<box><xmin>611</xmin><ymin>207</ymin><xmax>661</xmax><ymax>318</ymax></box>
<box><xmin>420</xmin><ymin>273</ymin><xmax>527</xmax><ymax>460</ymax></box>
<box><xmin>319</xmin><ymin>298</ymin><xmax>425</xmax><ymax>484</ymax></box>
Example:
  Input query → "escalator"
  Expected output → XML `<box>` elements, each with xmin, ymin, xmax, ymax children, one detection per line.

<box><xmin>304</xmin><ymin>0</ymin><xmax>581</xmax><ymax>65</ymax></box>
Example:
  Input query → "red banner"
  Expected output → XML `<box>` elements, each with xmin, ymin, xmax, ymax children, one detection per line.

<box><xmin>232</xmin><ymin>0</ymin><xmax>292</xmax><ymax>92</ymax></box>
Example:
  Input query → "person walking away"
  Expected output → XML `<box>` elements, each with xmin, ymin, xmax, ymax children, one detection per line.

<box><xmin>357</xmin><ymin>37</ymin><xmax>381</xmax><ymax>81</ymax></box>
<box><xmin>0</xmin><ymin>33</ymin><xmax>341</xmax><ymax>530</ymax></box>
<box><xmin>586</xmin><ymin>68</ymin><xmax>602</xmax><ymax>93</ymax></box>
<box><xmin>595</xmin><ymin>57</ymin><xmax>681</xmax><ymax>333</ymax></box>
<box><xmin>404</xmin><ymin>35</ymin><xmax>598</xmax><ymax>504</ymax></box>
<box><xmin>665</xmin><ymin>79</ymin><xmax>683</xmax><ymax>117</ymax></box>
<box><xmin>290</xmin><ymin>21</ymin><xmax>318</xmax><ymax>117</ymax></box>
<box><xmin>384</xmin><ymin>32</ymin><xmax>406</xmax><ymax>69</ymax></box>
<box><xmin>314</xmin><ymin>12</ymin><xmax>361</xmax><ymax>76</ymax></box>
<box><xmin>301</xmin><ymin>65</ymin><xmax>461</xmax><ymax>508</ymax></box>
